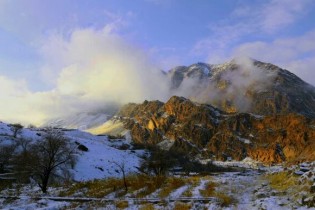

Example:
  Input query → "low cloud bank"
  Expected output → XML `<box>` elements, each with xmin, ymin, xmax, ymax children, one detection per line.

<box><xmin>0</xmin><ymin>27</ymin><xmax>171</xmax><ymax>125</ymax></box>
<box><xmin>170</xmin><ymin>56</ymin><xmax>277</xmax><ymax>112</ymax></box>
<box><xmin>0</xmin><ymin>28</ymin><xmax>283</xmax><ymax>126</ymax></box>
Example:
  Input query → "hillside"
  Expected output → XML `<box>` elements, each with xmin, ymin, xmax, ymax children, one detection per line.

<box><xmin>93</xmin><ymin>96</ymin><xmax>315</xmax><ymax>164</ymax></box>
<box><xmin>0</xmin><ymin>122</ymin><xmax>142</xmax><ymax>181</ymax></box>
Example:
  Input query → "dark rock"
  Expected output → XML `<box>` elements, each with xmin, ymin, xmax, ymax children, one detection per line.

<box><xmin>295</xmin><ymin>171</ymin><xmax>304</xmax><ymax>176</ymax></box>
<box><xmin>300</xmin><ymin>167</ymin><xmax>310</xmax><ymax>172</ymax></box>
<box><xmin>78</xmin><ymin>144</ymin><xmax>88</xmax><ymax>152</ymax></box>
<box><xmin>256</xmin><ymin>192</ymin><xmax>268</xmax><ymax>199</ymax></box>
<box><xmin>117</xmin><ymin>144</ymin><xmax>130</xmax><ymax>150</ymax></box>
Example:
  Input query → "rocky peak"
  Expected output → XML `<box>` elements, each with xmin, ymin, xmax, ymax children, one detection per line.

<box><xmin>111</xmin><ymin>96</ymin><xmax>315</xmax><ymax>164</ymax></box>
<box><xmin>168</xmin><ymin>59</ymin><xmax>315</xmax><ymax>118</ymax></box>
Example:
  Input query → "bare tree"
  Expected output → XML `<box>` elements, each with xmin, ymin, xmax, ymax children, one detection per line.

<box><xmin>10</xmin><ymin>123</ymin><xmax>23</xmax><ymax>138</ymax></box>
<box><xmin>13</xmin><ymin>128</ymin><xmax>76</xmax><ymax>193</ymax></box>
<box><xmin>111</xmin><ymin>160</ymin><xmax>128</xmax><ymax>192</ymax></box>
<box><xmin>137</xmin><ymin>147</ymin><xmax>175</xmax><ymax>176</ymax></box>
<box><xmin>0</xmin><ymin>145</ymin><xmax>16</xmax><ymax>173</ymax></box>
<box><xmin>15</xmin><ymin>138</ymin><xmax>32</xmax><ymax>153</ymax></box>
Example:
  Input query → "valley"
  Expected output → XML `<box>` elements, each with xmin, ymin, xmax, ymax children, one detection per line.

<box><xmin>1</xmin><ymin>60</ymin><xmax>315</xmax><ymax>209</ymax></box>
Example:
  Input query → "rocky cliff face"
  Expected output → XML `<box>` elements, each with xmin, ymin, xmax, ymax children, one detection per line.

<box><xmin>168</xmin><ymin>59</ymin><xmax>315</xmax><ymax>118</ymax></box>
<box><xmin>115</xmin><ymin>96</ymin><xmax>315</xmax><ymax>164</ymax></box>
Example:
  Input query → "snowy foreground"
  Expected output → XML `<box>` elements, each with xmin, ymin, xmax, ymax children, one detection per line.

<box><xmin>1</xmin><ymin>122</ymin><xmax>315</xmax><ymax>209</ymax></box>
<box><xmin>1</xmin><ymin>169</ymin><xmax>314</xmax><ymax>210</ymax></box>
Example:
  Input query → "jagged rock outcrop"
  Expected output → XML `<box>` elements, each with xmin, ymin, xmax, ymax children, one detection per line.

<box><xmin>114</xmin><ymin>96</ymin><xmax>315</xmax><ymax>164</ymax></box>
<box><xmin>168</xmin><ymin>59</ymin><xmax>315</xmax><ymax>118</ymax></box>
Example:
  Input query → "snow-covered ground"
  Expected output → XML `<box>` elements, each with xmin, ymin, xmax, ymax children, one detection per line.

<box><xmin>1</xmin><ymin>121</ymin><xmax>315</xmax><ymax>209</ymax></box>
<box><xmin>0</xmin><ymin>122</ymin><xmax>143</xmax><ymax>181</ymax></box>
<box><xmin>63</xmin><ymin>130</ymin><xmax>143</xmax><ymax>181</ymax></box>
<box><xmin>1</xmin><ymin>170</ymin><xmax>314</xmax><ymax>209</ymax></box>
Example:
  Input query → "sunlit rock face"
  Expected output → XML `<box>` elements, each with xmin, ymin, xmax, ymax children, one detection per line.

<box><xmin>111</xmin><ymin>96</ymin><xmax>315</xmax><ymax>164</ymax></box>
<box><xmin>167</xmin><ymin>59</ymin><xmax>315</xmax><ymax>118</ymax></box>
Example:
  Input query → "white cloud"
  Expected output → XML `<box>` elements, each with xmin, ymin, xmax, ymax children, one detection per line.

<box><xmin>0</xmin><ymin>76</ymin><xmax>46</xmax><ymax>124</ymax></box>
<box><xmin>233</xmin><ymin>30</ymin><xmax>315</xmax><ymax>85</ymax></box>
<box><xmin>260</xmin><ymin>0</ymin><xmax>312</xmax><ymax>32</ymax></box>
<box><xmin>171</xmin><ymin>56</ymin><xmax>277</xmax><ymax>112</ymax></box>
<box><xmin>192</xmin><ymin>0</ymin><xmax>314</xmax><ymax>63</ymax></box>
<box><xmin>0</xmin><ymin>27</ymin><xmax>171</xmax><ymax>125</ymax></box>
<box><xmin>192</xmin><ymin>22</ymin><xmax>254</xmax><ymax>63</ymax></box>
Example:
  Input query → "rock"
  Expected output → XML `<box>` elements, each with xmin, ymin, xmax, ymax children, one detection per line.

<box><xmin>300</xmin><ymin>167</ymin><xmax>310</xmax><ymax>172</ymax></box>
<box><xmin>77</xmin><ymin>144</ymin><xmax>88</xmax><ymax>152</ymax></box>
<box><xmin>295</xmin><ymin>171</ymin><xmax>305</xmax><ymax>176</ymax></box>
<box><xmin>113</xmin><ymin>96</ymin><xmax>315</xmax><ymax>163</ymax></box>
<box><xmin>256</xmin><ymin>192</ymin><xmax>268</xmax><ymax>199</ymax></box>
<box><xmin>271</xmin><ymin>191</ymin><xmax>287</xmax><ymax>196</ymax></box>
<box><xmin>300</xmin><ymin>163</ymin><xmax>311</xmax><ymax>168</ymax></box>
<box><xmin>261</xmin><ymin>183</ymin><xmax>268</xmax><ymax>187</ymax></box>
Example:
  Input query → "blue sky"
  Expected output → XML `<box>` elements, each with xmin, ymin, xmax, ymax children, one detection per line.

<box><xmin>0</xmin><ymin>0</ymin><xmax>315</xmax><ymax>124</ymax></box>
<box><xmin>1</xmin><ymin>0</ymin><xmax>315</xmax><ymax>86</ymax></box>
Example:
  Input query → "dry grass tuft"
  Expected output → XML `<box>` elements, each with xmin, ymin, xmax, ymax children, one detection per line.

<box><xmin>173</xmin><ymin>201</ymin><xmax>191</xmax><ymax>210</ymax></box>
<box><xmin>139</xmin><ymin>203</ymin><xmax>155</xmax><ymax>210</ymax></box>
<box><xmin>115</xmin><ymin>200</ymin><xmax>129</xmax><ymax>209</ymax></box>
<box><xmin>182</xmin><ymin>188</ymin><xmax>193</xmax><ymax>197</ymax></box>
<box><xmin>60</xmin><ymin>175</ymin><xmax>166</xmax><ymax>198</ymax></box>
<box><xmin>158</xmin><ymin>177</ymin><xmax>187</xmax><ymax>198</ymax></box>
<box><xmin>215</xmin><ymin>192</ymin><xmax>236</xmax><ymax>207</ymax></box>
<box><xmin>199</xmin><ymin>181</ymin><xmax>217</xmax><ymax>197</ymax></box>
<box><xmin>266</xmin><ymin>171</ymin><xmax>298</xmax><ymax>191</ymax></box>
<box><xmin>182</xmin><ymin>176</ymin><xmax>201</xmax><ymax>197</ymax></box>
<box><xmin>135</xmin><ymin>176</ymin><xmax>166</xmax><ymax>198</ymax></box>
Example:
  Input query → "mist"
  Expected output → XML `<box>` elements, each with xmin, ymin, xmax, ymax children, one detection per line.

<box><xmin>0</xmin><ymin>27</ymin><xmax>171</xmax><ymax>125</ymax></box>
<box><xmin>170</xmin><ymin>56</ymin><xmax>277</xmax><ymax>112</ymax></box>
<box><xmin>0</xmin><ymin>27</ymin><xmax>277</xmax><ymax>126</ymax></box>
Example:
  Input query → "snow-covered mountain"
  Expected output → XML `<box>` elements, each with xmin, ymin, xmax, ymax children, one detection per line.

<box><xmin>43</xmin><ymin>59</ymin><xmax>315</xmax><ymax>132</ymax></box>
<box><xmin>168</xmin><ymin>59</ymin><xmax>315</xmax><ymax>118</ymax></box>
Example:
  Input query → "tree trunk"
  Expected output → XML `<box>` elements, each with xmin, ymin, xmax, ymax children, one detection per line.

<box><xmin>122</xmin><ymin>171</ymin><xmax>127</xmax><ymax>192</ymax></box>
<box><xmin>40</xmin><ymin>171</ymin><xmax>50</xmax><ymax>193</ymax></box>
